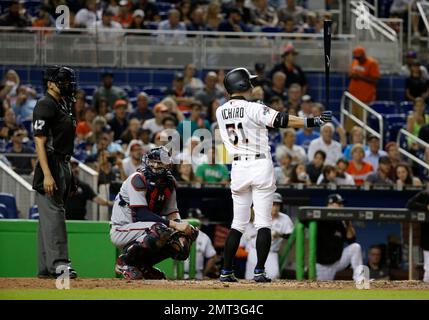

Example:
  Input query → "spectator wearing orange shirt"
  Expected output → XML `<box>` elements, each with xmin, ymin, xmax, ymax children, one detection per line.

<box><xmin>347</xmin><ymin>46</ymin><xmax>380</xmax><ymax>131</ymax></box>
<box><xmin>114</xmin><ymin>0</ymin><xmax>133</xmax><ymax>28</ymax></box>
<box><xmin>346</xmin><ymin>144</ymin><xmax>374</xmax><ymax>185</ymax></box>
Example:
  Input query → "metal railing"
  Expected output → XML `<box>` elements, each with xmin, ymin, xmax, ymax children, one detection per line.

<box><xmin>74</xmin><ymin>158</ymin><xmax>99</xmax><ymax>221</ymax></box>
<box><xmin>0</xmin><ymin>160</ymin><xmax>35</xmax><ymax>218</ymax></box>
<box><xmin>409</xmin><ymin>0</ymin><xmax>429</xmax><ymax>48</ymax></box>
<box><xmin>340</xmin><ymin>91</ymin><xmax>384</xmax><ymax>148</ymax></box>
<box><xmin>350</xmin><ymin>0</ymin><xmax>402</xmax><ymax>73</ymax></box>
<box><xmin>0</xmin><ymin>26</ymin><xmax>357</xmax><ymax>71</ymax></box>
<box><xmin>397</xmin><ymin>129</ymin><xmax>429</xmax><ymax>172</ymax></box>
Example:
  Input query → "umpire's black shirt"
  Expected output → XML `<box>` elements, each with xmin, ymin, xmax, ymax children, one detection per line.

<box><xmin>32</xmin><ymin>93</ymin><xmax>76</xmax><ymax>156</ymax></box>
<box><xmin>317</xmin><ymin>221</ymin><xmax>356</xmax><ymax>265</ymax></box>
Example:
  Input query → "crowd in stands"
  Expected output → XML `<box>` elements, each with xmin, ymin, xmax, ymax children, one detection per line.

<box><xmin>1</xmin><ymin>41</ymin><xmax>428</xmax><ymax>188</ymax></box>
<box><xmin>0</xmin><ymin>0</ymin><xmax>339</xmax><ymax>36</ymax></box>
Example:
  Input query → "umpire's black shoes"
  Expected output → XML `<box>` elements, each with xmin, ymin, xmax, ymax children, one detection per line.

<box><xmin>219</xmin><ymin>269</ymin><xmax>238</xmax><ymax>282</ymax></box>
<box><xmin>37</xmin><ymin>267</ymin><xmax>77</xmax><ymax>279</ymax></box>
<box><xmin>253</xmin><ymin>269</ymin><xmax>271</xmax><ymax>283</ymax></box>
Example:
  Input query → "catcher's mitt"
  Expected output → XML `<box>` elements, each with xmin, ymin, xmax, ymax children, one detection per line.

<box><xmin>166</xmin><ymin>225</ymin><xmax>199</xmax><ymax>260</ymax></box>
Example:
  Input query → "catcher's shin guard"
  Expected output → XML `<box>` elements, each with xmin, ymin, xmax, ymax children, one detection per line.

<box><xmin>121</xmin><ymin>223</ymin><xmax>173</xmax><ymax>268</ymax></box>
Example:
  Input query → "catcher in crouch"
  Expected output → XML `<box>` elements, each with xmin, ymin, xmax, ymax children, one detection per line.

<box><xmin>110</xmin><ymin>146</ymin><xmax>198</xmax><ymax>280</ymax></box>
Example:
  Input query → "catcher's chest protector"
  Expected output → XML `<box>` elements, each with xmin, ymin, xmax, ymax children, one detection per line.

<box><xmin>144</xmin><ymin>173</ymin><xmax>175</xmax><ymax>214</ymax></box>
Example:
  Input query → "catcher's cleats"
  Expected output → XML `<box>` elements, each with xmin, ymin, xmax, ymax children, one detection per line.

<box><xmin>140</xmin><ymin>265</ymin><xmax>166</xmax><ymax>280</ymax></box>
<box><xmin>115</xmin><ymin>255</ymin><xmax>143</xmax><ymax>280</ymax></box>
<box><xmin>219</xmin><ymin>269</ymin><xmax>238</xmax><ymax>282</ymax></box>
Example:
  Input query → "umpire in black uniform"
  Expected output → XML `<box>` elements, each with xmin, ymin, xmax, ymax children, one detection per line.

<box><xmin>33</xmin><ymin>66</ymin><xmax>78</xmax><ymax>279</ymax></box>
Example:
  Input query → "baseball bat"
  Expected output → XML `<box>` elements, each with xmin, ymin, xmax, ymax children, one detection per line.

<box><xmin>323</xmin><ymin>20</ymin><xmax>332</xmax><ymax>109</ymax></box>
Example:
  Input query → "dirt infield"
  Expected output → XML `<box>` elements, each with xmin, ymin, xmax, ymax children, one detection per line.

<box><xmin>1</xmin><ymin>278</ymin><xmax>429</xmax><ymax>290</ymax></box>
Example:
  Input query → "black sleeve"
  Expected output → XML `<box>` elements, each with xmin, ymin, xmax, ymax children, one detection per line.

<box><xmin>81</xmin><ymin>182</ymin><xmax>97</xmax><ymax>201</ymax></box>
<box><xmin>272</xmin><ymin>111</ymin><xmax>289</xmax><ymax>128</ymax></box>
<box><xmin>134</xmin><ymin>207</ymin><xmax>170</xmax><ymax>226</ymax></box>
<box><xmin>406</xmin><ymin>191</ymin><xmax>429</xmax><ymax>211</ymax></box>
<box><xmin>32</xmin><ymin>98</ymin><xmax>55</xmax><ymax>137</ymax></box>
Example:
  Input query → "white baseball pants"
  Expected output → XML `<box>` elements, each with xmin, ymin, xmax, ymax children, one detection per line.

<box><xmin>316</xmin><ymin>243</ymin><xmax>363</xmax><ymax>281</ymax></box>
<box><xmin>230</xmin><ymin>158</ymin><xmax>276</xmax><ymax>233</ymax></box>
<box><xmin>245</xmin><ymin>249</ymin><xmax>280</xmax><ymax>280</ymax></box>
<box><xmin>424</xmin><ymin>250</ymin><xmax>429</xmax><ymax>282</ymax></box>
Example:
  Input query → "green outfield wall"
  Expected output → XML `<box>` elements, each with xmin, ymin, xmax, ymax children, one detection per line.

<box><xmin>0</xmin><ymin>220</ymin><xmax>176</xmax><ymax>278</ymax></box>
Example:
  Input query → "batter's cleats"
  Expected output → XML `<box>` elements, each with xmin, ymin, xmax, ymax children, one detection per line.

<box><xmin>140</xmin><ymin>265</ymin><xmax>166</xmax><ymax>280</ymax></box>
<box><xmin>253</xmin><ymin>269</ymin><xmax>271</xmax><ymax>283</ymax></box>
<box><xmin>219</xmin><ymin>269</ymin><xmax>238</xmax><ymax>282</ymax></box>
<box><xmin>115</xmin><ymin>255</ymin><xmax>143</xmax><ymax>280</ymax></box>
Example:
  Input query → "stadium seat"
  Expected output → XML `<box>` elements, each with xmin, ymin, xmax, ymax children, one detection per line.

<box><xmin>28</xmin><ymin>205</ymin><xmax>39</xmax><ymax>220</ymax></box>
<box><xmin>0</xmin><ymin>204</ymin><xmax>7</xmax><ymax>219</ymax></box>
<box><xmin>142</xmin><ymin>86</ymin><xmax>166</xmax><ymax>97</ymax></box>
<box><xmin>369</xmin><ymin>101</ymin><xmax>397</xmax><ymax>114</ymax></box>
<box><xmin>0</xmin><ymin>193</ymin><xmax>18</xmax><ymax>219</ymax></box>
<box><xmin>260</xmin><ymin>26</ymin><xmax>283</xmax><ymax>33</ymax></box>
<box><xmin>79</xmin><ymin>85</ymin><xmax>97</xmax><ymax>97</ymax></box>
<box><xmin>398</xmin><ymin>101</ymin><xmax>414</xmax><ymax>114</ymax></box>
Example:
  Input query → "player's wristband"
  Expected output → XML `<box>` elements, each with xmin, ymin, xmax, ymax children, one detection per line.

<box><xmin>304</xmin><ymin>117</ymin><xmax>315</xmax><ymax>128</ymax></box>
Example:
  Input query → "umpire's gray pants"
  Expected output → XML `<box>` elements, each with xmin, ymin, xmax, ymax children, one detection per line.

<box><xmin>36</xmin><ymin>160</ymin><xmax>72</xmax><ymax>275</ymax></box>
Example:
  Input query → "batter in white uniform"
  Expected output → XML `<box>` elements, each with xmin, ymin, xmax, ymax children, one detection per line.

<box><xmin>216</xmin><ymin>68</ymin><xmax>332</xmax><ymax>282</ymax></box>
<box><xmin>242</xmin><ymin>193</ymin><xmax>294</xmax><ymax>280</ymax></box>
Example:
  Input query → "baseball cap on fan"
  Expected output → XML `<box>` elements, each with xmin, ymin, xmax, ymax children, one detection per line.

<box><xmin>327</xmin><ymin>194</ymin><xmax>345</xmax><ymax>206</ymax></box>
<box><xmin>281</xmin><ymin>44</ymin><xmax>298</xmax><ymax>57</ymax></box>
<box><xmin>133</xmin><ymin>9</ymin><xmax>144</xmax><ymax>18</ymax></box>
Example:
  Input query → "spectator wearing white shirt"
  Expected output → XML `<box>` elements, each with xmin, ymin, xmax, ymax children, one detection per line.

<box><xmin>75</xmin><ymin>0</ymin><xmax>99</xmax><ymax>28</ymax></box>
<box><xmin>243</xmin><ymin>193</ymin><xmax>294</xmax><ymax>280</ymax></box>
<box><xmin>142</xmin><ymin>103</ymin><xmax>169</xmax><ymax>138</ymax></box>
<box><xmin>122</xmin><ymin>140</ymin><xmax>144</xmax><ymax>178</ymax></box>
<box><xmin>308</xmin><ymin>123</ymin><xmax>342</xmax><ymax>166</ymax></box>
<box><xmin>334</xmin><ymin>158</ymin><xmax>355</xmax><ymax>185</ymax></box>
<box><xmin>364</xmin><ymin>135</ymin><xmax>387</xmax><ymax>171</ymax></box>
<box><xmin>175</xmin><ymin>136</ymin><xmax>208</xmax><ymax>172</ymax></box>
<box><xmin>184</xmin><ymin>208</ymin><xmax>217</xmax><ymax>280</ymax></box>
<box><xmin>157</xmin><ymin>9</ymin><xmax>187</xmax><ymax>46</ymax></box>
<box><xmin>275</xmin><ymin>128</ymin><xmax>307</xmax><ymax>165</ymax></box>
<box><xmin>400</xmin><ymin>50</ymin><xmax>429</xmax><ymax>80</ymax></box>
<box><xmin>90</xmin><ymin>10</ymin><xmax>123</xmax><ymax>44</ymax></box>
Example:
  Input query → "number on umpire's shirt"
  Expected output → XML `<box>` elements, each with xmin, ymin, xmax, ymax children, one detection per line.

<box><xmin>34</xmin><ymin>120</ymin><xmax>45</xmax><ymax>131</ymax></box>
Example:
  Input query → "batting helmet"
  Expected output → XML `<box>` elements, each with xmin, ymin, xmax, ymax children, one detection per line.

<box><xmin>43</xmin><ymin>66</ymin><xmax>77</xmax><ymax>101</ymax></box>
<box><xmin>223</xmin><ymin>67</ymin><xmax>257</xmax><ymax>94</ymax></box>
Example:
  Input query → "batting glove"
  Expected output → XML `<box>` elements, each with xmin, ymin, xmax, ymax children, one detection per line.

<box><xmin>307</xmin><ymin>111</ymin><xmax>332</xmax><ymax>127</ymax></box>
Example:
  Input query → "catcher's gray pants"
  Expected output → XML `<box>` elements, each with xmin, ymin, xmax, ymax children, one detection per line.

<box><xmin>36</xmin><ymin>159</ymin><xmax>72</xmax><ymax>275</ymax></box>
<box><xmin>110</xmin><ymin>222</ymin><xmax>155</xmax><ymax>249</ymax></box>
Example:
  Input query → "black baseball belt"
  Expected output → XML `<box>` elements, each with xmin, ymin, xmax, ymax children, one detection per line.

<box><xmin>233</xmin><ymin>154</ymin><xmax>267</xmax><ymax>161</ymax></box>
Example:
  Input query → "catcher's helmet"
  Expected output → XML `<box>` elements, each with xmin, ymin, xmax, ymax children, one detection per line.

<box><xmin>142</xmin><ymin>146</ymin><xmax>172</xmax><ymax>178</ymax></box>
<box><xmin>223</xmin><ymin>67</ymin><xmax>257</xmax><ymax>94</ymax></box>
<box><xmin>43</xmin><ymin>66</ymin><xmax>77</xmax><ymax>101</ymax></box>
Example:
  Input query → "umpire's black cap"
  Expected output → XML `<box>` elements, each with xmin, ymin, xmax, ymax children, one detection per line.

<box><xmin>327</xmin><ymin>194</ymin><xmax>345</xmax><ymax>206</ymax></box>
<box><xmin>223</xmin><ymin>67</ymin><xmax>257</xmax><ymax>94</ymax></box>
